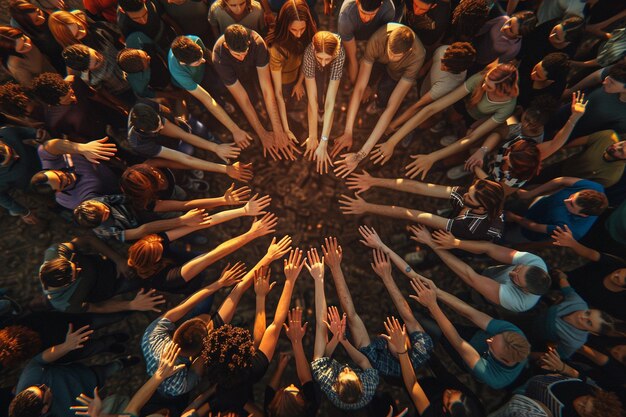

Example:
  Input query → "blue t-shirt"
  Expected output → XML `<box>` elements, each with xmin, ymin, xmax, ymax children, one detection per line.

<box><xmin>523</xmin><ymin>179</ymin><xmax>604</xmax><ymax>241</ymax></box>
<box><xmin>469</xmin><ymin>319</ymin><xmax>528</xmax><ymax>389</ymax></box>
<box><xmin>168</xmin><ymin>35</ymin><xmax>205</xmax><ymax>91</ymax></box>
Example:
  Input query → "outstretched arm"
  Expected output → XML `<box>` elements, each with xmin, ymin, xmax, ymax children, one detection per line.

<box><xmin>346</xmin><ymin>171</ymin><xmax>453</xmax><ymax>198</ymax></box>
<box><xmin>284</xmin><ymin>307</ymin><xmax>313</xmax><ymax>385</ymax></box>
<box><xmin>308</xmin><ymin>248</ymin><xmax>329</xmax><ymax>360</ymax></box>
<box><xmin>42</xmin><ymin>324</ymin><xmax>93</xmax><ymax>363</ymax></box>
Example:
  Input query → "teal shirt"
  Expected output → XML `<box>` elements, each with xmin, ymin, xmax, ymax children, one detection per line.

<box><xmin>168</xmin><ymin>35</ymin><xmax>205</xmax><ymax>91</ymax></box>
<box><xmin>0</xmin><ymin>126</ymin><xmax>41</xmax><ymax>214</ymax></box>
<box><xmin>469</xmin><ymin>319</ymin><xmax>528</xmax><ymax>389</ymax></box>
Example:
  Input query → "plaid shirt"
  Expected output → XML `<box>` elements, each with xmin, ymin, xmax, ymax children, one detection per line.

<box><xmin>302</xmin><ymin>41</ymin><xmax>345</xmax><ymax>81</ymax></box>
<box><xmin>141</xmin><ymin>317</ymin><xmax>200</xmax><ymax>397</ymax></box>
<box><xmin>311</xmin><ymin>357</ymin><xmax>379</xmax><ymax>410</ymax></box>
<box><xmin>359</xmin><ymin>331</ymin><xmax>433</xmax><ymax>377</ymax></box>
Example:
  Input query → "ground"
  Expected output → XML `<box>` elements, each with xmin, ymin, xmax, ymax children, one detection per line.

<box><xmin>0</xmin><ymin>6</ymin><xmax>586</xmax><ymax>416</ymax></box>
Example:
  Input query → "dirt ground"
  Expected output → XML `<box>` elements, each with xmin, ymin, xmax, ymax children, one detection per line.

<box><xmin>0</xmin><ymin>4</ymin><xmax>586</xmax><ymax>416</ymax></box>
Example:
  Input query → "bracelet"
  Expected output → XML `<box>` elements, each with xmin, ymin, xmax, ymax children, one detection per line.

<box><xmin>321</xmin><ymin>135</ymin><xmax>328</xmax><ymax>141</ymax></box>
<box><xmin>560</xmin><ymin>363</ymin><xmax>566</xmax><ymax>373</ymax></box>
<box><xmin>397</xmin><ymin>349</ymin><xmax>408</xmax><ymax>355</ymax></box>
<box><xmin>356</xmin><ymin>151</ymin><xmax>367</xmax><ymax>161</ymax></box>
<box><xmin>480</xmin><ymin>146</ymin><xmax>489</xmax><ymax>154</ymax></box>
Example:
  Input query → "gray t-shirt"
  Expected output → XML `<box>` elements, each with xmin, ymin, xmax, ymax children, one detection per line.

<box><xmin>338</xmin><ymin>0</ymin><xmax>395</xmax><ymax>42</ymax></box>
<box><xmin>420</xmin><ymin>44</ymin><xmax>467</xmax><ymax>100</ymax></box>
<box><xmin>483</xmin><ymin>251</ymin><xmax>547</xmax><ymax>312</ymax></box>
<box><xmin>537</xmin><ymin>0</ymin><xmax>585</xmax><ymax>24</ymax></box>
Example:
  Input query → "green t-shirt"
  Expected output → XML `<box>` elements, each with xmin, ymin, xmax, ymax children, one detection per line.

<box><xmin>561</xmin><ymin>130</ymin><xmax>626</xmax><ymax>188</ymax></box>
<box><xmin>607</xmin><ymin>199</ymin><xmax>626</xmax><ymax>245</ymax></box>
<box><xmin>463</xmin><ymin>72</ymin><xmax>516</xmax><ymax>123</ymax></box>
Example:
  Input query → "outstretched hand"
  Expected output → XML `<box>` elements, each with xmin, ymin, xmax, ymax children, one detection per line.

<box><xmin>254</xmin><ymin>267</ymin><xmax>276</xmax><ymax>297</ymax></box>
<box><xmin>249</xmin><ymin>212</ymin><xmax>278</xmax><ymax>237</ymax></box>
<box><xmin>64</xmin><ymin>324</ymin><xmax>93</xmax><ymax>351</ymax></box>
<box><xmin>266</xmin><ymin>235</ymin><xmax>293</xmax><ymax>262</ymax></box>
<box><xmin>71</xmin><ymin>388</ymin><xmax>102</xmax><ymax>417</ymax></box>
<box><xmin>218</xmin><ymin>262</ymin><xmax>246</xmax><ymax>288</ymax></box>
<box><xmin>358</xmin><ymin>225</ymin><xmax>385</xmax><ymax>249</ymax></box>
<box><xmin>156</xmin><ymin>342</ymin><xmax>186</xmax><ymax>379</ymax></box>
<box><xmin>283</xmin><ymin>307</ymin><xmax>308</xmax><ymax>344</ymax></box>
<box><xmin>324</xmin><ymin>305</ymin><xmax>346</xmax><ymax>341</ymax></box>
<box><xmin>346</xmin><ymin>170</ymin><xmax>375</xmax><ymax>194</ymax></box>
<box><xmin>305</xmin><ymin>247</ymin><xmax>325</xmax><ymax>281</ymax></box>
<box><xmin>284</xmin><ymin>248</ymin><xmax>305</xmax><ymax>283</ymax></box>
<box><xmin>321</xmin><ymin>237</ymin><xmax>342</xmax><ymax>269</ymax></box>
<box><xmin>243</xmin><ymin>193</ymin><xmax>272</xmax><ymax>216</ymax></box>
<box><xmin>223</xmin><ymin>184</ymin><xmax>251</xmax><ymax>205</ymax></box>
<box><xmin>371</xmin><ymin>248</ymin><xmax>392</xmax><ymax>280</ymax></box>
<box><xmin>381</xmin><ymin>316</ymin><xmax>407</xmax><ymax>354</ymax></box>
<box><xmin>409</xmin><ymin>278</ymin><xmax>437</xmax><ymax>309</ymax></box>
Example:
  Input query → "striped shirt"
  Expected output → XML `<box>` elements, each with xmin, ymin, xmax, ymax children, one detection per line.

<box><xmin>448</xmin><ymin>186</ymin><xmax>504</xmax><ymax>241</ymax></box>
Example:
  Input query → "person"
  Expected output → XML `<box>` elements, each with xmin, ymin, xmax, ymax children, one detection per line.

<box><xmin>472</xmin><ymin>11</ymin><xmax>537</xmax><ymax>68</ymax></box>
<box><xmin>301</xmin><ymin>31</ymin><xmax>345</xmax><ymax>174</ymax></box>
<box><xmin>505</xmin><ymin>177</ymin><xmax>608</xmax><ymax>243</ymax></box>
<box><xmin>411</xmin><ymin>225</ymin><xmax>551</xmax><ymax>313</ymax></box>
<box><xmin>410</xmin><ymin>277</ymin><xmax>531</xmax><ymax>390</ymax></box>
<box><xmin>266</xmin><ymin>0</ymin><xmax>317</xmax><ymax>145</ymax></box>
<box><xmin>167</xmin><ymin>34</ymin><xmax>254</xmax><ymax>148</ymax></box>
<box><xmin>117</xmin><ymin>0</ymin><xmax>178</xmax><ymax>55</ymax></box>
<box><xmin>333</xmin><ymin>23</ymin><xmax>425</xmax><ymax>178</ymax></box>
<box><xmin>38</xmin><ymin>234</ymin><xmax>163</xmax><ymax>313</ymax></box>
<box><xmin>0</xmin><ymin>26</ymin><xmax>55</xmax><ymax>86</ymax></box>
<box><xmin>265</xmin><ymin>307</ymin><xmax>321</xmax><ymax>417</ymax></box>
<box><xmin>82</xmin><ymin>0</ymin><xmax>117</xmax><ymax>22</ymax></box>
<box><xmin>30</xmin><ymin>72</ymin><xmax>127</xmax><ymax>141</ymax></box>
<box><xmin>31</xmin><ymin>140</ymin><xmax>120</xmax><ymax>210</ymax></box>
<box><xmin>389</xmin><ymin>63</ymin><xmax>519</xmax><ymax>180</ymax></box>
<box><xmin>525</xmin><ymin>272</ymin><xmax>625</xmax><ymax>359</ymax></box>
<box><xmin>126</xmin><ymin>209</ymin><xmax>275</xmax><ymax>294</ymax></box>
<box><xmin>62</xmin><ymin>44</ymin><xmax>133</xmax><ymax>110</ymax></box>
<box><xmin>343</xmin><ymin>174</ymin><xmax>505</xmax><ymax>241</ymax></box>
<box><xmin>211</xmin><ymin>25</ymin><xmax>298</xmax><ymax>160</ymax></box>
<box><xmin>9</xmin><ymin>0</ymin><xmax>66</xmax><ymax>74</ymax></box>
<box><xmin>208</xmin><ymin>0</ymin><xmax>267</xmax><ymax>39</ymax></box>
<box><xmin>536</xmin><ymin>0</ymin><xmax>586</xmax><ymax>24</ymax></box>
<box><xmin>517</xmin><ymin>52</ymin><xmax>570</xmax><ymax>109</ymax></box>
<box><xmin>308</xmin><ymin>244</ymin><xmax>379</xmax><ymax>410</ymax></box>
<box><xmin>203</xmin><ymin>249</ymin><xmax>302</xmax><ymax>415</ymax></box>
<box><xmin>140</xmin><ymin>263</ymin><xmax>245</xmax><ymax>398</ymax></box>
<box><xmin>551</xmin><ymin>224</ymin><xmax>626</xmax><ymax>319</ymax></box>
<box><xmin>403</xmin><ymin>0</ymin><xmax>451</xmax><ymax>49</ymax></box>
<box><xmin>8</xmin><ymin>325</ymin><xmax>136</xmax><ymax>417</ymax></box>
<box><xmin>378</xmin><ymin>41</ymin><xmax>476</xmax><ymax>157</ymax></box>
<box><xmin>382</xmin><ymin>317</ymin><xmax>484</xmax><ymax>417</ymax></box>
<box><xmin>337</xmin><ymin>0</ymin><xmax>395</xmax><ymax>83</ymax></box>
<box><xmin>125</xmin><ymin>102</ymin><xmax>251</xmax><ymax>182</ymax></box>
<box><xmin>47</xmin><ymin>9</ymin><xmax>120</xmax><ymax>51</ymax></box>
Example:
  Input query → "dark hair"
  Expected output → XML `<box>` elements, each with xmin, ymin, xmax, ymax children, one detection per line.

<box><xmin>0</xmin><ymin>326</ymin><xmax>41</xmax><ymax>367</ymax></box>
<box><xmin>576</xmin><ymin>190</ymin><xmax>608</xmax><ymax>216</ymax></box>
<box><xmin>121</xmin><ymin>164</ymin><xmax>168</xmax><ymax>209</ymax></box>
<box><xmin>62</xmin><ymin>44</ymin><xmax>90</xmax><ymax>71</ymax></box>
<box><xmin>0</xmin><ymin>82</ymin><xmax>31</xmax><ymax>116</ymax></box>
<box><xmin>202</xmin><ymin>324</ymin><xmax>255</xmax><ymax>389</ymax></box>
<box><xmin>129</xmin><ymin>103</ymin><xmax>160</xmax><ymax>132</ymax></box>
<box><xmin>117</xmin><ymin>48</ymin><xmax>146</xmax><ymax>73</ymax></box>
<box><xmin>73</xmin><ymin>200</ymin><xmax>107</xmax><ymax>228</ymax></box>
<box><xmin>540</xmin><ymin>52</ymin><xmax>570</xmax><ymax>82</ymax></box>
<box><xmin>524</xmin><ymin>265</ymin><xmax>551</xmax><ymax>295</ymax></box>
<box><xmin>335</xmin><ymin>375</ymin><xmax>363</xmax><ymax>404</ymax></box>
<box><xmin>265</xmin><ymin>0</ymin><xmax>316</xmax><ymax>56</ymax></box>
<box><xmin>171</xmin><ymin>36</ymin><xmax>203</xmax><ymax>64</ymax></box>
<box><xmin>9</xmin><ymin>390</ymin><xmax>44</xmax><ymax>417</ymax></box>
<box><xmin>524</xmin><ymin>95</ymin><xmax>558</xmax><ymax>126</ymax></box>
<box><xmin>447</xmin><ymin>392</ymin><xmax>485</xmax><ymax>417</ymax></box>
<box><xmin>31</xmin><ymin>72</ymin><xmax>70</xmax><ymax>105</ymax></box>
<box><xmin>224</xmin><ymin>24</ymin><xmax>251</xmax><ymax>53</ymax></box>
<box><xmin>30</xmin><ymin>171</ymin><xmax>54</xmax><ymax>193</ymax></box>
<box><xmin>0</xmin><ymin>26</ymin><xmax>25</xmax><ymax>61</ymax></box>
<box><xmin>173</xmin><ymin>318</ymin><xmax>208</xmax><ymax>357</ymax></box>
<box><xmin>358</xmin><ymin>0</ymin><xmax>382</xmax><ymax>12</ymax></box>
<box><xmin>442</xmin><ymin>42</ymin><xmax>476</xmax><ymax>74</ymax></box>
<box><xmin>9</xmin><ymin>0</ymin><xmax>46</xmax><ymax>36</ymax></box>
<box><xmin>587</xmin><ymin>389</ymin><xmax>624</xmax><ymax>417</ymax></box>
<box><xmin>39</xmin><ymin>257</ymin><xmax>73</xmax><ymax>288</ymax></box>
<box><xmin>472</xmin><ymin>179</ymin><xmax>504</xmax><ymax>220</ymax></box>
<box><xmin>267</xmin><ymin>388</ymin><xmax>308</xmax><ymax>417</ymax></box>
<box><xmin>511</xmin><ymin>11</ymin><xmax>537</xmax><ymax>37</ymax></box>
<box><xmin>388</xmin><ymin>25</ymin><xmax>415</xmax><ymax>55</ymax></box>
<box><xmin>119</xmin><ymin>0</ymin><xmax>144</xmax><ymax>12</ymax></box>
<box><xmin>451</xmin><ymin>0</ymin><xmax>489</xmax><ymax>42</ymax></box>
<box><xmin>608</xmin><ymin>62</ymin><xmax>626</xmax><ymax>84</ymax></box>
<box><xmin>559</xmin><ymin>15</ymin><xmax>584</xmax><ymax>43</ymax></box>
<box><xmin>507</xmin><ymin>139</ymin><xmax>541</xmax><ymax>180</ymax></box>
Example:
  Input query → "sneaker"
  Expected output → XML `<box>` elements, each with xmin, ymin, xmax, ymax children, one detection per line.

<box><xmin>439</xmin><ymin>135</ymin><xmax>458</xmax><ymax>147</ymax></box>
<box><xmin>400</xmin><ymin>131</ymin><xmax>416</xmax><ymax>149</ymax></box>
<box><xmin>447</xmin><ymin>165</ymin><xmax>471</xmax><ymax>180</ymax></box>
<box><xmin>429</xmin><ymin>120</ymin><xmax>447</xmax><ymax>133</ymax></box>
<box><xmin>404</xmin><ymin>249</ymin><xmax>425</xmax><ymax>266</ymax></box>
<box><xmin>365</xmin><ymin>101</ymin><xmax>382</xmax><ymax>116</ymax></box>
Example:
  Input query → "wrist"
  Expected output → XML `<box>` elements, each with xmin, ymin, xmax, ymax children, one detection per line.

<box><xmin>397</xmin><ymin>349</ymin><xmax>408</xmax><ymax>355</ymax></box>
<box><xmin>480</xmin><ymin>146</ymin><xmax>489</xmax><ymax>154</ymax></box>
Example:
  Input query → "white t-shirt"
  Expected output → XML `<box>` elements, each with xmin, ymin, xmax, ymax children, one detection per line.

<box><xmin>488</xmin><ymin>251</ymin><xmax>547</xmax><ymax>312</ymax></box>
<box><xmin>420</xmin><ymin>45</ymin><xmax>467</xmax><ymax>100</ymax></box>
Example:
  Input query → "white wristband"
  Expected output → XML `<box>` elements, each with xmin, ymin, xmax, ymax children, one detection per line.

<box><xmin>321</xmin><ymin>136</ymin><xmax>328</xmax><ymax>141</ymax></box>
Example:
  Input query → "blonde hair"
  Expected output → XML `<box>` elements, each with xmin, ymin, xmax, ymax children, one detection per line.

<box><xmin>312</xmin><ymin>31</ymin><xmax>340</xmax><ymax>57</ymax></box>
<box><xmin>469</xmin><ymin>62</ymin><xmax>519</xmax><ymax>107</ymax></box>
<box><xmin>48</xmin><ymin>10</ymin><xmax>87</xmax><ymax>48</ymax></box>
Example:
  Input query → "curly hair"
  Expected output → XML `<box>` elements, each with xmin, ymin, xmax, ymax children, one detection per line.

<box><xmin>587</xmin><ymin>389</ymin><xmax>624</xmax><ymax>417</ymax></box>
<box><xmin>173</xmin><ymin>318</ymin><xmax>208</xmax><ymax>356</ymax></box>
<box><xmin>450</xmin><ymin>0</ymin><xmax>489</xmax><ymax>42</ymax></box>
<box><xmin>442</xmin><ymin>42</ymin><xmax>476</xmax><ymax>74</ymax></box>
<box><xmin>540</xmin><ymin>52</ymin><xmax>570</xmax><ymax>83</ymax></box>
<box><xmin>0</xmin><ymin>82</ymin><xmax>31</xmax><ymax>116</ymax></box>
<box><xmin>31</xmin><ymin>72</ymin><xmax>71</xmax><ymax>106</ymax></box>
<box><xmin>117</xmin><ymin>48</ymin><xmax>147</xmax><ymax>73</ymax></box>
<box><xmin>62</xmin><ymin>44</ymin><xmax>91</xmax><ymax>71</ymax></box>
<box><xmin>524</xmin><ymin>95</ymin><xmax>558</xmax><ymax>126</ymax></box>
<box><xmin>171</xmin><ymin>36</ymin><xmax>203</xmax><ymax>64</ymax></box>
<box><xmin>0</xmin><ymin>326</ymin><xmax>41</xmax><ymax>367</ymax></box>
<box><xmin>202</xmin><ymin>324</ymin><xmax>255</xmax><ymax>389</ymax></box>
<box><xmin>9</xmin><ymin>390</ymin><xmax>44</xmax><ymax>417</ymax></box>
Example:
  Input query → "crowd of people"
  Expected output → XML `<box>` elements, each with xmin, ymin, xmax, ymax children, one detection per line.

<box><xmin>0</xmin><ymin>0</ymin><xmax>626</xmax><ymax>415</ymax></box>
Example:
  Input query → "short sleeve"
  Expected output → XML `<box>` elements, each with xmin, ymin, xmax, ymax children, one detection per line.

<box><xmin>338</xmin><ymin>7</ymin><xmax>356</xmax><ymax>41</ymax></box>
<box><xmin>269</xmin><ymin>46</ymin><xmax>285</xmax><ymax>72</ymax></box>
<box><xmin>491</xmin><ymin>99</ymin><xmax>516</xmax><ymax>123</ymax></box>
<box><xmin>511</xmin><ymin>251</ymin><xmax>547</xmax><ymax>271</ymax></box>
<box><xmin>486</xmin><ymin>319</ymin><xmax>522</xmax><ymax>336</ymax></box>
<box><xmin>302</xmin><ymin>44</ymin><xmax>315</xmax><ymax>79</ymax></box>
<box><xmin>330</xmin><ymin>46</ymin><xmax>346</xmax><ymax>80</ymax></box>
<box><xmin>499</xmin><ymin>284</ymin><xmax>540</xmax><ymax>313</ymax></box>
<box><xmin>253</xmin><ymin>34</ymin><xmax>270</xmax><ymax>67</ymax></box>
<box><xmin>168</xmin><ymin>57</ymin><xmax>200</xmax><ymax>91</ymax></box>
<box><xmin>464</xmin><ymin>72</ymin><xmax>482</xmax><ymax>93</ymax></box>
<box><xmin>363</xmin><ymin>33</ymin><xmax>382</xmax><ymax>64</ymax></box>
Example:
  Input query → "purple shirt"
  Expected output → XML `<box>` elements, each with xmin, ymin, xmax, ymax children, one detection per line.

<box><xmin>475</xmin><ymin>16</ymin><xmax>521</xmax><ymax>65</ymax></box>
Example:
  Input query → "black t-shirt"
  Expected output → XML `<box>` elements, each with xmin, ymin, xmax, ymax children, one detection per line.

<box><xmin>518</xmin><ymin>18</ymin><xmax>578</xmax><ymax>74</ymax></box>
<box><xmin>567</xmin><ymin>252</ymin><xmax>626</xmax><ymax>320</ymax></box>
<box><xmin>8</xmin><ymin>311</ymin><xmax>91</xmax><ymax>349</ymax></box>
<box><xmin>517</xmin><ymin>71</ymin><xmax>566</xmax><ymax>109</ymax></box>
<box><xmin>585</xmin><ymin>0</ymin><xmax>626</xmax><ymax>25</ymax></box>
<box><xmin>403</xmin><ymin>0</ymin><xmax>450</xmax><ymax>46</ymax></box>
<box><xmin>212</xmin><ymin>30</ymin><xmax>269</xmax><ymax>87</ymax></box>
<box><xmin>212</xmin><ymin>351</ymin><xmax>270</xmax><ymax>414</ymax></box>
<box><xmin>263</xmin><ymin>381</ymin><xmax>320</xmax><ymax>417</ymax></box>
